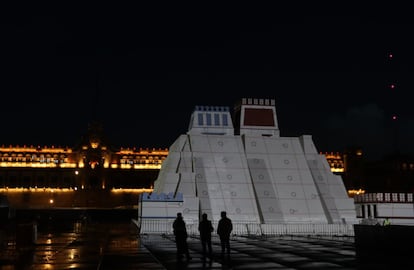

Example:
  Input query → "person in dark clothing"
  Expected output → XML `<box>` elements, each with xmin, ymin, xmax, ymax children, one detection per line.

<box><xmin>198</xmin><ymin>213</ymin><xmax>214</xmax><ymax>258</ymax></box>
<box><xmin>217</xmin><ymin>211</ymin><xmax>233</xmax><ymax>257</ymax></box>
<box><xmin>173</xmin><ymin>212</ymin><xmax>191</xmax><ymax>260</ymax></box>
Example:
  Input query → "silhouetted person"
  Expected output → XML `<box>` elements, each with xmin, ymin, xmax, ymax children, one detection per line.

<box><xmin>217</xmin><ymin>211</ymin><xmax>232</xmax><ymax>257</ymax></box>
<box><xmin>173</xmin><ymin>212</ymin><xmax>191</xmax><ymax>261</ymax></box>
<box><xmin>198</xmin><ymin>213</ymin><xmax>214</xmax><ymax>258</ymax></box>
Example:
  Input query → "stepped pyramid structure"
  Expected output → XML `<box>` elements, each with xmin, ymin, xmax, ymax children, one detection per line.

<box><xmin>138</xmin><ymin>98</ymin><xmax>357</xmax><ymax>228</ymax></box>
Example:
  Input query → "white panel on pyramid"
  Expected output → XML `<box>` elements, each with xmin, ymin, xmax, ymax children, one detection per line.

<box><xmin>140</xmin><ymin>98</ymin><xmax>357</xmax><ymax>226</ymax></box>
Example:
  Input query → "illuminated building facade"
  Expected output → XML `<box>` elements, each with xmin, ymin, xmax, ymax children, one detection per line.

<box><xmin>324</xmin><ymin>148</ymin><xmax>414</xmax><ymax>195</ymax></box>
<box><xmin>323</xmin><ymin>152</ymin><xmax>345</xmax><ymax>173</ymax></box>
<box><xmin>138</xmin><ymin>98</ymin><xmax>357</xmax><ymax>231</ymax></box>
<box><xmin>0</xmin><ymin>122</ymin><xmax>168</xmax><ymax>208</ymax></box>
<box><xmin>323</xmin><ymin>147</ymin><xmax>365</xmax><ymax>196</ymax></box>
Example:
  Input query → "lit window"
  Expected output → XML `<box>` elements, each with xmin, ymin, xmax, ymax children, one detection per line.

<box><xmin>206</xmin><ymin>113</ymin><xmax>212</xmax><ymax>126</ymax></box>
<box><xmin>198</xmin><ymin>113</ymin><xmax>204</xmax><ymax>126</ymax></box>
<box><xmin>222</xmin><ymin>114</ymin><xmax>228</xmax><ymax>126</ymax></box>
<box><xmin>214</xmin><ymin>113</ymin><xmax>220</xmax><ymax>126</ymax></box>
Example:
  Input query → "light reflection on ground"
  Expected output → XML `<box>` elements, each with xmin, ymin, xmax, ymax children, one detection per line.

<box><xmin>1</xmin><ymin>218</ymin><xmax>141</xmax><ymax>269</ymax></box>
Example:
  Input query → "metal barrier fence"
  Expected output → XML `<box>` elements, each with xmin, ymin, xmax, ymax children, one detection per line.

<box><xmin>136</xmin><ymin>219</ymin><xmax>355</xmax><ymax>236</ymax></box>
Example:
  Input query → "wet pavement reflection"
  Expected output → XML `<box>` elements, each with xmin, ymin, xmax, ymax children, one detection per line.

<box><xmin>3</xmin><ymin>214</ymin><xmax>410</xmax><ymax>269</ymax></box>
<box><xmin>0</xmin><ymin>216</ymin><xmax>359</xmax><ymax>270</ymax></box>
<box><xmin>1</xmin><ymin>217</ymin><xmax>162</xmax><ymax>270</ymax></box>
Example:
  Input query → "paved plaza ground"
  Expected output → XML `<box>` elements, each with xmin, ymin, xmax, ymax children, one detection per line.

<box><xmin>0</xmin><ymin>216</ymin><xmax>410</xmax><ymax>269</ymax></box>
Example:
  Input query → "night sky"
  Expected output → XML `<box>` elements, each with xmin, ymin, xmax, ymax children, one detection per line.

<box><xmin>1</xmin><ymin>9</ymin><xmax>414</xmax><ymax>161</ymax></box>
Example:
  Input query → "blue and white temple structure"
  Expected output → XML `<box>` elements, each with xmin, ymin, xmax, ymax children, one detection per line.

<box><xmin>137</xmin><ymin>98</ymin><xmax>357</xmax><ymax>235</ymax></box>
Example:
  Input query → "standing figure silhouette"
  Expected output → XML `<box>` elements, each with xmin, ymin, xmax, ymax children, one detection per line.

<box><xmin>198</xmin><ymin>213</ymin><xmax>214</xmax><ymax>258</ymax></box>
<box><xmin>217</xmin><ymin>211</ymin><xmax>233</xmax><ymax>257</ymax></box>
<box><xmin>173</xmin><ymin>212</ymin><xmax>191</xmax><ymax>261</ymax></box>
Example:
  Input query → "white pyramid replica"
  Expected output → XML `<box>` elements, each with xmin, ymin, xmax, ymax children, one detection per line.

<box><xmin>139</xmin><ymin>98</ymin><xmax>357</xmax><ymax>226</ymax></box>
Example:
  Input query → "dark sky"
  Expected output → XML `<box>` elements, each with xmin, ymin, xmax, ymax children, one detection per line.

<box><xmin>1</xmin><ymin>9</ymin><xmax>414</xmax><ymax>161</ymax></box>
